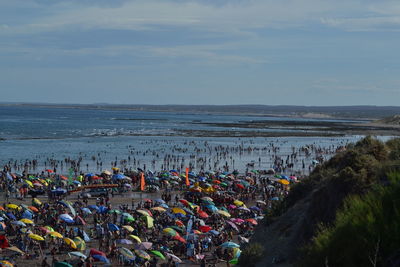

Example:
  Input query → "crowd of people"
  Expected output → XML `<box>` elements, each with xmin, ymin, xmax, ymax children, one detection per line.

<box><xmin>0</xmin><ymin>165</ymin><xmax>294</xmax><ymax>267</ymax></box>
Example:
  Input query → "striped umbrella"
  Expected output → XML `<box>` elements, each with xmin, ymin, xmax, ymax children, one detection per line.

<box><xmin>118</xmin><ymin>247</ymin><xmax>135</xmax><ymax>260</ymax></box>
<box><xmin>74</xmin><ymin>237</ymin><xmax>86</xmax><ymax>251</ymax></box>
<box><xmin>134</xmin><ymin>250</ymin><xmax>151</xmax><ymax>260</ymax></box>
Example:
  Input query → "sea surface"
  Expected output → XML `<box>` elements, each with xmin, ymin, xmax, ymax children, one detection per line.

<box><xmin>0</xmin><ymin>105</ymin><xmax>387</xmax><ymax>174</ymax></box>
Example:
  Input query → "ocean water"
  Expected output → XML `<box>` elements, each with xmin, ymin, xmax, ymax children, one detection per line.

<box><xmin>0</xmin><ymin>106</ymin><xmax>379</xmax><ymax>174</ymax></box>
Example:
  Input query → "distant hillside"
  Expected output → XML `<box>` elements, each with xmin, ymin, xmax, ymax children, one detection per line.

<box><xmin>1</xmin><ymin>103</ymin><xmax>400</xmax><ymax>119</ymax></box>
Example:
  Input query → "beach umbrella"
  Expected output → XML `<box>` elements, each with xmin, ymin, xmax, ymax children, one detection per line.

<box><xmin>108</xmin><ymin>209</ymin><xmax>121</xmax><ymax>214</ymax></box>
<box><xmin>108</xmin><ymin>223</ymin><xmax>119</xmax><ymax>231</ymax></box>
<box><xmin>145</xmin><ymin>215</ymin><xmax>154</xmax><ymax>228</ymax></box>
<box><xmin>209</xmin><ymin>230</ymin><xmax>220</xmax><ymax>235</ymax></box>
<box><xmin>6</xmin><ymin>212</ymin><xmax>16</xmax><ymax>220</ymax></box>
<box><xmin>198</xmin><ymin>210</ymin><xmax>209</xmax><ymax>219</ymax></box>
<box><xmin>5</xmin><ymin>246</ymin><xmax>24</xmax><ymax>255</ymax></box>
<box><xmin>102</xmin><ymin>170</ymin><xmax>112</xmax><ymax>175</ymax></box>
<box><xmin>54</xmin><ymin>262</ymin><xmax>72</xmax><ymax>267</ymax></box>
<box><xmin>206</xmin><ymin>205</ymin><xmax>218</xmax><ymax>213</ymax></box>
<box><xmin>246</xmin><ymin>218</ymin><xmax>258</xmax><ymax>225</ymax></box>
<box><xmin>20</xmin><ymin>218</ymin><xmax>34</xmax><ymax>225</ymax></box>
<box><xmin>63</xmin><ymin>238</ymin><xmax>77</xmax><ymax>249</ymax></box>
<box><xmin>6</xmin><ymin>204</ymin><xmax>19</xmax><ymax>210</ymax></box>
<box><xmin>0</xmin><ymin>261</ymin><xmax>14</xmax><ymax>267</ymax></box>
<box><xmin>150</xmin><ymin>250</ymin><xmax>165</xmax><ymax>260</ymax></box>
<box><xmin>45</xmin><ymin>226</ymin><xmax>55</xmax><ymax>232</ymax></box>
<box><xmin>28</xmin><ymin>206</ymin><xmax>39</xmax><ymax>213</ymax></box>
<box><xmin>160</xmin><ymin>203</ymin><xmax>169</xmax><ymax>209</ymax></box>
<box><xmin>21</xmin><ymin>210</ymin><xmax>33</xmax><ymax>219</ymax></box>
<box><xmin>135</xmin><ymin>249</ymin><xmax>151</xmax><ymax>260</ymax></box>
<box><xmin>199</xmin><ymin>225</ymin><xmax>212</xmax><ymax>233</ymax></box>
<box><xmin>0</xmin><ymin>222</ymin><xmax>6</xmax><ymax>231</ymax></box>
<box><xmin>217</xmin><ymin>210</ymin><xmax>231</xmax><ymax>218</ymax></box>
<box><xmin>122</xmin><ymin>225</ymin><xmax>134</xmax><ymax>232</ymax></box>
<box><xmin>122</xmin><ymin>212</ymin><xmax>134</xmax><ymax>221</ymax></box>
<box><xmin>165</xmin><ymin>253</ymin><xmax>182</xmax><ymax>263</ymax></box>
<box><xmin>90</xmin><ymin>248</ymin><xmax>106</xmax><ymax>257</ymax></box>
<box><xmin>74</xmin><ymin>237</ymin><xmax>86</xmax><ymax>251</ymax></box>
<box><xmin>92</xmin><ymin>254</ymin><xmax>110</xmax><ymax>264</ymax></box>
<box><xmin>154</xmin><ymin>199</ymin><xmax>165</xmax><ymax>204</ymax></box>
<box><xmin>128</xmin><ymin>235</ymin><xmax>141</xmax><ymax>243</ymax></box>
<box><xmin>220</xmin><ymin>242</ymin><xmax>240</xmax><ymax>248</ymax></box>
<box><xmin>175</xmin><ymin>220</ymin><xmax>184</xmax><ymax>227</ymax></box>
<box><xmin>271</xmin><ymin>197</ymin><xmax>280</xmax><ymax>201</ymax></box>
<box><xmin>81</xmin><ymin>208</ymin><xmax>92</xmax><ymax>214</ymax></box>
<box><xmin>116</xmin><ymin>239</ymin><xmax>133</xmax><ymax>245</ymax></box>
<box><xmin>49</xmin><ymin>231</ymin><xmax>63</xmax><ymax>239</ymax></box>
<box><xmin>239</xmin><ymin>236</ymin><xmax>249</xmax><ymax>244</ymax></box>
<box><xmin>112</xmin><ymin>173</ymin><xmax>126</xmax><ymax>180</ymax></box>
<box><xmin>233</xmin><ymin>200</ymin><xmax>244</xmax><ymax>207</ymax></box>
<box><xmin>237</xmin><ymin>207</ymin><xmax>250</xmax><ymax>212</ymax></box>
<box><xmin>28</xmin><ymin>233</ymin><xmax>44</xmax><ymax>241</ymax></box>
<box><xmin>118</xmin><ymin>247</ymin><xmax>135</xmax><ymax>260</ymax></box>
<box><xmin>163</xmin><ymin>227</ymin><xmax>177</xmax><ymax>237</ymax></box>
<box><xmin>231</xmin><ymin>218</ymin><xmax>245</xmax><ymax>224</ymax></box>
<box><xmin>68</xmin><ymin>251</ymin><xmax>87</xmax><ymax>259</ymax></box>
<box><xmin>58</xmin><ymin>201</ymin><xmax>76</xmax><ymax>217</ymax></box>
<box><xmin>87</xmin><ymin>205</ymin><xmax>100</xmax><ymax>212</ymax></box>
<box><xmin>279</xmin><ymin>179</ymin><xmax>290</xmax><ymax>185</ymax></box>
<box><xmin>137</xmin><ymin>209</ymin><xmax>152</xmax><ymax>217</ymax></box>
<box><xmin>135</xmin><ymin>242</ymin><xmax>152</xmax><ymax>250</ymax></box>
<box><xmin>59</xmin><ymin>214</ymin><xmax>74</xmax><ymax>223</ymax></box>
<box><xmin>11</xmin><ymin>221</ymin><xmax>26</xmax><ymax>227</ymax></box>
<box><xmin>226</xmin><ymin>221</ymin><xmax>239</xmax><ymax>231</ymax></box>
<box><xmin>151</xmin><ymin>206</ymin><xmax>166</xmax><ymax>212</ymax></box>
<box><xmin>250</xmin><ymin>206</ymin><xmax>261</xmax><ymax>211</ymax></box>
<box><xmin>33</xmin><ymin>198</ymin><xmax>42</xmax><ymax>207</ymax></box>
<box><xmin>173</xmin><ymin>234</ymin><xmax>187</xmax><ymax>243</ymax></box>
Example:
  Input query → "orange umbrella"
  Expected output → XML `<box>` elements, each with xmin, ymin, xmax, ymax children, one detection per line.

<box><xmin>28</xmin><ymin>206</ymin><xmax>39</xmax><ymax>213</ymax></box>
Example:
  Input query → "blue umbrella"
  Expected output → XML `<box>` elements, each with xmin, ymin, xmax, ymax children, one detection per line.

<box><xmin>92</xmin><ymin>254</ymin><xmax>110</xmax><ymax>264</ymax></box>
<box><xmin>59</xmin><ymin>214</ymin><xmax>74</xmax><ymax>223</ymax></box>
<box><xmin>6</xmin><ymin>212</ymin><xmax>16</xmax><ymax>220</ymax></box>
<box><xmin>73</xmin><ymin>180</ymin><xmax>81</xmax><ymax>185</ymax></box>
<box><xmin>85</xmin><ymin>173</ymin><xmax>95</xmax><ymax>177</ymax></box>
<box><xmin>81</xmin><ymin>208</ymin><xmax>92</xmax><ymax>214</ymax></box>
<box><xmin>108</xmin><ymin>223</ymin><xmax>120</xmax><ymax>231</ymax></box>
<box><xmin>209</xmin><ymin>230</ymin><xmax>220</xmax><ymax>235</ymax></box>
<box><xmin>112</xmin><ymin>174</ymin><xmax>126</xmax><ymax>180</ymax></box>
<box><xmin>160</xmin><ymin>204</ymin><xmax>169</xmax><ymax>209</ymax></box>
<box><xmin>87</xmin><ymin>205</ymin><xmax>100</xmax><ymax>212</ymax></box>
<box><xmin>98</xmin><ymin>206</ymin><xmax>108</xmax><ymax>214</ymax></box>
<box><xmin>155</xmin><ymin>199</ymin><xmax>165</xmax><ymax>204</ymax></box>
<box><xmin>22</xmin><ymin>210</ymin><xmax>33</xmax><ymax>219</ymax></box>
<box><xmin>250</xmin><ymin>206</ymin><xmax>261</xmax><ymax>211</ymax></box>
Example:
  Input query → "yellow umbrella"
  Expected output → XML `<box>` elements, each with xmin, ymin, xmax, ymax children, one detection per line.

<box><xmin>129</xmin><ymin>235</ymin><xmax>142</xmax><ymax>243</ymax></box>
<box><xmin>64</xmin><ymin>238</ymin><xmax>77</xmax><ymax>249</ymax></box>
<box><xmin>20</xmin><ymin>218</ymin><xmax>34</xmax><ymax>224</ymax></box>
<box><xmin>74</xmin><ymin>237</ymin><xmax>86</xmax><ymax>251</ymax></box>
<box><xmin>145</xmin><ymin>216</ymin><xmax>154</xmax><ymax>228</ymax></box>
<box><xmin>48</xmin><ymin>231</ymin><xmax>63</xmax><ymax>238</ymax></box>
<box><xmin>151</xmin><ymin>207</ymin><xmax>166</xmax><ymax>212</ymax></box>
<box><xmin>171</xmin><ymin>208</ymin><xmax>186</xmax><ymax>215</ymax></box>
<box><xmin>137</xmin><ymin>210</ymin><xmax>152</xmax><ymax>217</ymax></box>
<box><xmin>6</xmin><ymin>204</ymin><xmax>20</xmax><ymax>210</ymax></box>
<box><xmin>279</xmin><ymin>179</ymin><xmax>290</xmax><ymax>185</ymax></box>
<box><xmin>5</xmin><ymin>246</ymin><xmax>25</xmax><ymax>255</ymax></box>
<box><xmin>217</xmin><ymin>210</ymin><xmax>231</xmax><ymax>218</ymax></box>
<box><xmin>33</xmin><ymin>198</ymin><xmax>42</xmax><ymax>206</ymax></box>
<box><xmin>0</xmin><ymin>260</ymin><xmax>14</xmax><ymax>267</ymax></box>
<box><xmin>28</xmin><ymin>233</ymin><xmax>45</xmax><ymax>241</ymax></box>
<box><xmin>39</xmin><ymin>179</ymin><xmax>48</xmax><ymax>186</ymax></box>
<box><xmin>233</xmin><ymin>200</ymin><xmax>244</xmax><ymax>207</ymax></box>
<box><xmin>24</xmin><ymin>180</ymin><xmax>33</xmax><ymax>187</ymax></box>
<box><xmin>122</xmin><ymin>225</ymin><xmax>134</xmax><ymax>232</ymax></box>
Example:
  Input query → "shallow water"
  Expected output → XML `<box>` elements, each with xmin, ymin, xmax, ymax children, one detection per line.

<box><xmin>0</xmin><ymin>106</ymin><xmax>387</xmax><ymax>174</ymax></box>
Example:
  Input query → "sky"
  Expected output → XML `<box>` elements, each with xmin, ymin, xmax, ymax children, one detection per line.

<box><xmin>0</xmin><ymin>0</ymin><xmax>399</xmax><ymax>106</ymax></box>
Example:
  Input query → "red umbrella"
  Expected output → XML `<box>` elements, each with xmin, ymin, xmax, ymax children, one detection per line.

<box><xmin>92</xmin><ymin>176</ymin><xmax>102</xmax><ymax>180</ymax></box>
<box><xmin>213</xmin><ymin>180</ymin><xmax>221</xmax><ymax>184</ymax></box>
<box><xmin>60</xmin><ymin>176</ymin><xmax>68</xmax><ymax>181</ymax></box>
<box><xmin>144</xmin><ymin>199</ymin><xmax>152</xmax><ymax>203</ymax></box>
<box><xmin>46</xmin><ymin>169</ymin><xmax>54</xmax><ymax>173</ymax></box>
<box><xmin>245</xmin><ymin>218</ymin><xmax>258</xmax><ymax>225</ymax></box>
<box><xmin>175</xmin><ymin>220</ymin><xmax>184</xmax><ymax>227</ymax></box>
<box><xmin>178</xmin><ymin>199</ymin><xmax>189</xmax><ymax>207</ymax></box>
<box><xmin>236</xmin><ymin>184</ymin><xmax>245</xmax><ymax>189</ymax></box>
<box><xmin>198</xmin><ymin>210</ymin><xmax>209</xmax><ymax>219</ymax></box>
<box><xmin>173</xmin><ymin>234</ymin><xmax>187</xmax><ymax>243</ymax></box>
<box><xmin>90</xmin><ymin>248</ymin><xmax>106</xmax><ymax>257</ymax></box>
<box><xmin>199</xmin><ymin>225</ymin><xmax>212</xmax><ymax>233</ymax></box>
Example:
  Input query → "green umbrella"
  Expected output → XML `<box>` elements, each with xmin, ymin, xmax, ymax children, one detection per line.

<box><xmin>54</xmin><ymin>262</ymin><xmax>73</xmax><ymax>267</ymax></box>
<box><xmin>150</xmin><ymin>250</ymin><xmax>165</xmax><ymax>260</ymax></box>
<box><xmin>108</xmin><ymin>209</ymin><xmax>121</xmax><ymax>214</ymax></box>
<box><xmin>229</xmin><ymin>258</ymin><xmax>238</xmax><ymax>265</ymax></box>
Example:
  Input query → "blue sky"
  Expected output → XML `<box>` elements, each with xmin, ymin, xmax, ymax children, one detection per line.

<box><xmin>0</xmin><ymin>0</ymin><xmax>399</xmax><ymax>105</ymax></box>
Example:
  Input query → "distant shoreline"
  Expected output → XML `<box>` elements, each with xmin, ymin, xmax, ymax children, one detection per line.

<box><xmin>1</xmin><ymin>102</ymin><xmax>399</xmax><ymax>120</ymax></box>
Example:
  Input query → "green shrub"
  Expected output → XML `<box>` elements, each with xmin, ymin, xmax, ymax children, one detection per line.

<box><xmin>238</xmin><ymin>242</ymin><xmax>265</xmax><ymax>267</ymax></box>
<box><xmin>300</xmin><ymin>172</ymin><xmax>400</xmax><ymax>267</ymax></box>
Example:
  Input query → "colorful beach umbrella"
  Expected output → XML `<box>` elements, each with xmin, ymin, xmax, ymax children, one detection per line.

<box><xmin>28</xmin><ymin>233</ymin><xmax>44</xmax><ymax>241</ymax></box>
<box><xmin>122</xmin><ymin>225</ymin><xmax>134</xmax><ymax>232</ymax></box>
<box><xmin>49</xmin><ymin>231</ymin><xmax>63</xmax><ymax>239</ymax></box>
<box><xmin>150</xmin><ymin>250</ymin><xmax>165</xmax><ymax>260</ymax></box>
<box><xmin>0</xmin><ymin>261</ymin><xmax>14</xmax><ymax>267</ymax></box>
<box><xmin>217</xmin><ymin>210</ymin><xmax>231</xmax><ymax>218</ymax></box>
<box><xmin>135</xmin><ymin>249</ymin><xmax>151</xmax><ymax>260</ymax></box>
<box><xmin>118</xmin><ymin>247</ymin><xmax>135</xmax><ymax>259</ymax></box>
<box><xmin>220</xmin><ymin>242</ymin><xmax>240</xmax><ymax>248</ymax></box>
<box><xmin>129</xmin><ymin>235</ymin><xmax>142</xmax><ymax>243</ymax></box>
<box><xmin>64</xmin><ymin>238</ymin><xmax>77</xmax><ymax>249</ymax></box>
<box><xmin>74</xmin><ymin>237</ymin><xmax>86</xmax><ymax>251</ymax></box>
